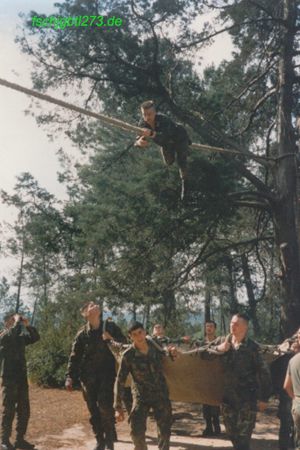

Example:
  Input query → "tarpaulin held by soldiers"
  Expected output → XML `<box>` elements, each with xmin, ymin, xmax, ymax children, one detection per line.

<box><xmin>163</xmin><ymin>350</ymin><xmax>224</xmax><ymax>405</ymax></box>
<box><xmin>109</xmin><ymin>338</ymin><xmax>293</xmax><ymax>406</ymax></box>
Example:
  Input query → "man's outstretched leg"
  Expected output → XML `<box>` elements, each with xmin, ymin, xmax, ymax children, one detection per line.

<box><xmin>175</xmin><ymin>143</ymin><xmax>189</xmax><ymax>201</ymax></box>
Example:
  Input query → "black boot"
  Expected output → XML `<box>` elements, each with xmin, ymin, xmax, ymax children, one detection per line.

<box><xmin>202</xmin><ymin>420</ymin><xmax>214</xmax><ymax>437</ymax></box>
<box><xmin>92</xmin><ymin>444</ymin><xmax>105</xmax><ymax>450</ymax></box>
<box><xmin>213</xmin><ymin>417</ymin><xmax>221</xmax><ymax>435</ymax></box>
<box><xmin>1</xmin><ymin>439</ymin><xmax>14</xmax><ymax>450</ymax></box>
<box><xmin>112</xmin><ymin>424</ymin><xmax>118</xmax><ymax>442</ymax></box>
<box><xmin>105</xmin><ymin>443</ymin><xmax>114</xmax><ymax>450</ymax></box>
<box><xmin>14</xmin><ymin>439</ymin><xmax>35</xmax><ymax>450</ymax></box>
<box><xmin>93</xmin><ymin>434</ymin><xmax>105</xmax><ymax>450</ymax></box>
<box><xmin>202</xmin><ymin>427</ymin><xmax>214</xmax><ymax>437</ymax></box>
<box><xmin>105</xmin><ymin>431</ymin><xmax>115</xmax><ymax>450</ymax></box>
<box><xmin>105</xmin><ymin>437</ymin><xmax>114</xmax><ymax>449</ymax></box>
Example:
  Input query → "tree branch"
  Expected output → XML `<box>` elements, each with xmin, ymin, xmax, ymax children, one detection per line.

<box><xmin>171</xmin><ymin>236</ymin><xmax>273</xmax><ymax>290</ymax></box>
<box><xmin>175</xmin><ymin>18</ymin><xmax>283</xmax><ymax>51</ymax></box>
<box><xmin>233</xmin><ymin>200</ymin><xmax>270</xmax><ymax>211</ymax></box>
<box><xmin>235</xmin><ymin>86</ymin><xmax>278</xmax><ymax>136</ymax></box>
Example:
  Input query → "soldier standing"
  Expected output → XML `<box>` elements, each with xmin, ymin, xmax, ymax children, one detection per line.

<box><xmin>135</xmin><ymin>101</ymin><xmax>191</xmax><ymax>200</ymax></box>
<box><xmin>211</xmin><ymin>313</ymin><xmax>272</xmax><ymax>450</ymax></box>
<box><xmin>114</xmin><ymin>321</ymin><xmax>176</xmax><ymax>450</ymax></box>
<box><xmin>0</xmin><ymin>313</ymin><xmax>40</xmax><ymax>450</ymax></box>
<box><xmin>65</xmin><ymin>301</ymin><xmax>126</xmax><ymax>450</ymax></box>
<box><xmin>194</xmin><ymin>320</ymin><xmax>222</xmax><ymax>437</ymax></box>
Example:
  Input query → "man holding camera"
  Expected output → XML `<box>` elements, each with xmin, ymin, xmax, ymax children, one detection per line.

<box><xmin>0</xmin><ymin>313</ymin><xmax>40</xmax><ymax>450</ymax></box>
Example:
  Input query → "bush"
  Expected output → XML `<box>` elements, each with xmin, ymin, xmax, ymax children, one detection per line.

<box><xmin>27</xmin><ymin>328</ymin><xmax>73</xmax><ymax>387</ymax></box>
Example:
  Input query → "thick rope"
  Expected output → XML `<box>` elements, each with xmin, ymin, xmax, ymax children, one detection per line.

<box><xmin>0</xmin><ymin>77</ymin><xmax>269</xmax><ymax>162</ymax></box>
<box><xmin>0</xmin><ymin>77</ymin><xmax>141</xmax><ymax>133</ymax></box>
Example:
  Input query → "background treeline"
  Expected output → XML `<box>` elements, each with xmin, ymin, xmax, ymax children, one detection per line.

<box><xmin>0</xmin><ymin>0</ymin><xmax>299</xmax><ymax>386</ymax></box>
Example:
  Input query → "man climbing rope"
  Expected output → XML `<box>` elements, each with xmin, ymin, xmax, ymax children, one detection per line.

<box><xmin>135</xmin><ymin>100</ymin><xmax>191</xmax><ymax>200</ymax></box>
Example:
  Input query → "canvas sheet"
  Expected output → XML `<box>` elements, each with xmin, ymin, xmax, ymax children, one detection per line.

<box><xmin>163</xmin><ymin>351</ymin><xmax>224</xmax><ymax>405</ymax></box>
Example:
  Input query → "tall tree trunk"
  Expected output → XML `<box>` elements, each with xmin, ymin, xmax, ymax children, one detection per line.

<box><xmin>144</xmin><ymin>301</ymin><xmax>150</xmax><ymax>331</ymax></box>
<box><xmin>204</xmin><ymin>286</ymin><xmax>211</xmax><ymax>323</ymax></box>
<box><xmin>31</xmin><ymin>296</ymin><xmax>38</xmax><ymax>325</ymax></box>
<box><xmin>273</xmin><ymin>0</ymin><xmax>300</xmax><ymax>337</ymax></box>
<box><xmin>15</xmin><ymin>227</ymin><xmax>25</xmax><ymax>313</ymax></box>
<box><xmin>163</xmin><ymin>289</ymin><xmax>176</xmax><ymax>327</ymax></box>
<box><xmin>219</xmin><ymin>294</ymin><xmax>227</xmax><ymax>335</ymax></box>
<box><xmin>224</xmin><ymin>256</ymin><xmax>239</xmax><ymax>314</ymax></box>
<box><xmin>241</xmin><ymin>253</ymin><xmax>260</xmax><ymax>335</ymax></box>
<box><xmin>42</xmin><ymin>253</ymin><xmax>48</xmax><ymax>306</ymax></box>
<box><xmin>132</xmin><ymin>303</ymin><xmax>137</xmax><ymax>322</ymax></box>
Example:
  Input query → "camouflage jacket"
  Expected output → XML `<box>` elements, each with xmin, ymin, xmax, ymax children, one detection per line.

<box><xmin>0</xmin><ymin>322</ymin><xmax>40</xmax><ymax>383</ymax></box>
<box><xmin>210</xmin><ymin>335</ymin><xmax>272</xmax><ymax>405</ymax></box>
<box><xmin>66</xmin><ymin>320</ymin><xmax>126</xmax><ymax>384</ymax></box>
<box><xmin>114</xmin><ymin>338</ymin><xmax>169</xmax><ymax>409</ymax></box>
<box><xmin>138</xmin><ymin>113</ymin><xmax>191</xmax><ymax>147</ymax></box>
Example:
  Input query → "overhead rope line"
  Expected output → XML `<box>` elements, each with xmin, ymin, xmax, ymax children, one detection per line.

<box><xmin>0</xmin><ymin>77</ymin><xmax>272</xmax><ymax>163</ymax></box>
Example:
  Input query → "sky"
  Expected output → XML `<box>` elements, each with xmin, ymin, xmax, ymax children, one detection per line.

<box><xmin>0</xmin><ymin>1</ymin><xmax>233</xmax><ymax>287</ymax></box>
<box><xmin>0</xmin><ymin>1</ymin><xmax>70</xmax><ymax>223</ymax></box>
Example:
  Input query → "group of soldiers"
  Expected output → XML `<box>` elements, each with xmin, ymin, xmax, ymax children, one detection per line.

<box><xmin>64</xmin><ymin>306</ymin><xmax>300</xmax><ymax>450</ymax></box>
<box><xmin>1</xmin><ymin>303</ymin><xmax>300</xmax><ymax>450</ymax></box>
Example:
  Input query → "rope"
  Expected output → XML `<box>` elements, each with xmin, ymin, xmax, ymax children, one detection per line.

<box><xmin>0</xmin><ymin>77</ymin><xmax>269</xmax><ymax>162</ymax></box>
<box><xmin>0</xmin><ymin>77</ymin><xmax>141</xmax><ymax>133</ymax></box>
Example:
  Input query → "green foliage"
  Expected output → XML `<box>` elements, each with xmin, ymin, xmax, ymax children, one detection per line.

<box><xmin>27</xmin><ymin>300</ymin><xmax>84</xmax><ymax>386</ymax></box>
<box><xmin>0</xmin><ymin>277</ymin><xmax>18</xmax><ymax>319</ymax></box>
<box><xmin>27</xmin><ymin>331</ymin><xmax>69</xmax><ymax>387</ymax></box>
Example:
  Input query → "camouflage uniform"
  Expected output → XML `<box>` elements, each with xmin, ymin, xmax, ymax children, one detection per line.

<box><xmin>210</xmin><ymin>335</ymin><xmax>272</xmax><ymax>450</ymax></box>
<box><xmin>0</xmin><ymin>321</ymin><xmax>40</xmax><ymax>445</ymax></box>
<box><xmin>286</xmin><ymin>352</ymin><xmax>300</xmax><ymax>450</ymax></box>
<box><xmin>114</xmin><ymin>338</ymin><xmax>172</xmax><ymax>450</ymax></box>
<box><xmin>271</xmin><ymin>352</ymin><xmax>294</xmax><ymax>450</ymax></box>
<box><xmin>66</xmin><ymin>320</ymin><xmax>126</xmax><ymax>450</ymax></box>
<box><xmin>194</xmin><ymin>336</ymin><xmax>222</xmax><ymax>435</ymax></box>
<box><xmin>138</xmin><ymin>113</ymin><xmax>190</xmax><ymax>181</ymax></box>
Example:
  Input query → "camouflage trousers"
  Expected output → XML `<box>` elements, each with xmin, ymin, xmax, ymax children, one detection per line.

<box><xmin>203</xmin><ymin>404</ymin><xmax>220</xmax><ymax>421</ymax></box>
<box><xmin>1</xmin><ymin>380</ymin><xmax>30</xmax><ymax>441</ymax></box>
<box><xmin>129</xmin><ymin>397</ymin><xmax>172</xmax><ymax>450</ymax></box>
<box><xmin>123</xmin><ymin>387</ymin><xmax>133</xmax><ymax>415</ymax></box>
<box><xmin>292</xmin><ymin>397</ymin><xmax>300</xmax><ymax>450</ymax></box>
<box><xmin>160</xmin><ymin>142</ymin><xmax>189</xmax><ymax>180</ymax></box>
<box><xmin>81</xmin><ymin>378</ymin><xmax>115</xmax><ymax>449</ymax></box>
<box><xmin>222</xmin><ymin>402</ymin><xmax>256</xmax><ymax>450</ymax></box>
<box><xmin>203</xmin><ymin>404</ymin><xmax>221</xmax><ymax>431</ymax></box>
<box><xmin>278</xmin><ymin>390</ymin><xmax>294</xmax><ymax>450</ymax></box>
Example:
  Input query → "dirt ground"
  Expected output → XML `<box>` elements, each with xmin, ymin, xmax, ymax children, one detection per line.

<box><xmin>2</xmin><ymin>385</ymin><xmax>281</xmax><ymax>449</ymax></box>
